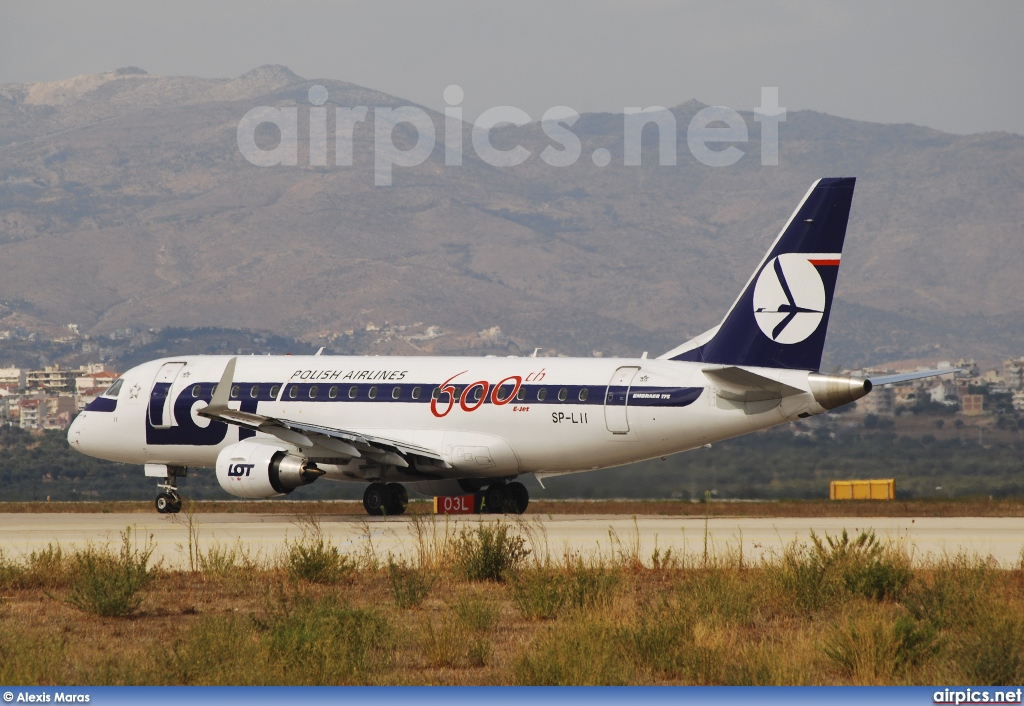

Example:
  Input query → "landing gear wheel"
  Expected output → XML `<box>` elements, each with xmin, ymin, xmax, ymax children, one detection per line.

<box><xmin>363</xmin><ymin>482</ymin><xmax>392</xmax><ymax>516</ymax></box>
<box><xmin>155</xmin><ymin>491</ymin><xmax>180</xmax><ymax>514</ymax></box>
<box><xmin>484</xmin><ymin>483</ymin><xmax>512</xmax><ymax>514</ymax></box>
<box><xmin>507</xmin><ymin>482</ymin><xmax>529</xmax><ymax>515</ymax></box>
<box><xmin>386</xmin><ymin>483</ymin><xmax>408</xmax><ymax>516</ymax></box>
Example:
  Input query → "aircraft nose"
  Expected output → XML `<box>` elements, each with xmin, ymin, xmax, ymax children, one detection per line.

<box><xmin>67</xmin><ymin>413</ymin><xmax>86</xmax><ymax>449</ymax></box>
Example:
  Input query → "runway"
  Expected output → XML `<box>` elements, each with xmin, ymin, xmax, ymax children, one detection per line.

<box><xmin>2</xmin><ymin>513</ymin><xmax>1023</xmax><ymax>569</ymax></box>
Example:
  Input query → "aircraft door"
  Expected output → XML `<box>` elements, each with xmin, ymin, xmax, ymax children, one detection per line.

<box><xmin>604</xmin><ymin>366</ymin><xmax>640</xmax><ymax>434</ymax></box>
<box><xmin>148</xmin><ymin>362</ymin><xmax>185</xmax><ymax>429</ymax></box>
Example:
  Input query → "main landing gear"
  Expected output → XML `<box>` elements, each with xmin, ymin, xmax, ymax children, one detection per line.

<box><xmin>154</xmin><ymin>465</ymin><xmax>186</xmax><ymax>514</ymax></box>
<box><xmin>362</xmin><ymin>482</ymin><xmax>409</xmax><ymax>516</ymax></box>
<box><xmin>359</xmin><ymin>479</ymin><xmax>530</xmax><ymax>516</ymax></box>
<box><xmin>483</xmin><ymin>480</ymin><xmax>529</xmax><ymax>515</ymax></box>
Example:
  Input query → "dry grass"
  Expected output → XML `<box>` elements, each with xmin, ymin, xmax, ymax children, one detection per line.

<box><xmin>3</xmin><ymin>517</ymin><xmax>1024</xmax><ymax>685</ymax></box>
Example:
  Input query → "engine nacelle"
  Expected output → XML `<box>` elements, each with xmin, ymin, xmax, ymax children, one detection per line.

<box><xmin>215</xmin><ymin>439</ymin><xmax>324</xmax><ymax>499</ymax></box>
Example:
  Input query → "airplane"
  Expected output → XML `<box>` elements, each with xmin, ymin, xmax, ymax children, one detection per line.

<box><xmin>67</xmin><ymin>177</ymin><xmax>955</xmax><ymax>515</ymax></box>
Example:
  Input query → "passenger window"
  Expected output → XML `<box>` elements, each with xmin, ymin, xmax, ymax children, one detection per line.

<box><xmin>578</xmin><ymin>388</ymin><xmax>589</xmax><ymax>402</ymax></box>
<box><xmin>309</xmin><ymin>386</ymin><xmax>318</xmax><ymax>399</ymax></box>
<box><xmin>250</xmin><ymin>385</ymin><xmax>259</xmax><ymax>399</ymax></box>
<box><xmin>452</xmin><ymin>387</ymin><xmax>462</xmax><ymax>401</ymax></box>
<box><xmin>537</xmin><ymin>388</ymin><xmax>547</xmax><ymax>401</ymax></box>
<box><xmin>473</xmin><ymin>386</ymin><xmax>483</xmax><ymax>401</ymax></box>
<box><xmin>191</xmin><ymin>384</ymin><xmax>201</xmax><ymax>398</ymax></box>
<box><xmin>392</xmin><ymin>386</ymin><xmax>401</xmax><ymax>400</ymax></box>
<box><xmin>289</xmin><ymin>386</ymin><xmax>298</xmax><ymax>399</ymax></box>
<box><xmin>516</xmin><ymin>388</ymin><xmax>526</xmax><ymax>401</ymax></box>
<box><xmin>348</xmin><ymin>386</ymin><xmax>357</xmax><ymax>399</ymax></box>
<box><xmin>329</xmin><ymin>386</ymin><xmax>338</xmax><ymax>399</ymax></box>
<box><xmin>432</xmin><ymin>387</ymin><xmax>440</xmax><ymax>400</ymax></box>
<box><xmin>105</xmin><ymin>379</ymin><xmax>124</xmax><ymax>397</ymax></box>
<box><xmin>368</xmin><ymin>386</ymin><xmax>378</xmax><ymax>399</ymax></box>
<box><xmin>270</xmin><ymin>385</ymin><xmax>280</xmax><ymax>399</ymax></box>
<box><xmin>412</xmin><ymin>386</ymin><xmax>422</xmax><ymax>400</ymax></box>
<box><xmin>558</xmin><ymin>388</ymin><xmax>568</xmax><ymax>401</ymax></box>
<box><xmin>230</xmin><ymin>385</ymin><xmax>240</xmax><ymax>399</ymax></box>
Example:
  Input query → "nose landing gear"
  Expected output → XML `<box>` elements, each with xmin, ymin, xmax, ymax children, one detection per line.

<box><xmin>155</xmin><ymin>491</ymin><xmax>182</xmax><ymax>514</ymax></box>
<box><xmin>153</xmin><ymin>465</ymin><xmax>186</xmax><ymax>514</ymax></box>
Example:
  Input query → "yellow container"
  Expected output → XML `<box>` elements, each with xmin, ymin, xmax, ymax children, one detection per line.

<box><xmin>830</xmin><ymin>479</ymin><xmax>894</xmax><ymax>500</ymax></box>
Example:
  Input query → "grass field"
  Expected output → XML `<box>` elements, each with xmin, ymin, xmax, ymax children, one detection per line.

<box><xmin>5</xmin><ymin>497</ymin><xmax>1024</xmax><ymax>516</ymax></box>
<box><xmin>2</xmin><ymin>514</ymin><xmax>1024</xmax><ymax>685</ymax></box>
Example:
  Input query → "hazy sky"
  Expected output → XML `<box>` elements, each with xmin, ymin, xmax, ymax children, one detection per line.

<box><xmin>2</xmin><ymin>0</ymin><xmax>1021</xmax><ymax>135</ymax></box>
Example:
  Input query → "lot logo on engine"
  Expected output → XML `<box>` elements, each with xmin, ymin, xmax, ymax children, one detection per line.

<box><xmin>227</xmin><ymin>463</ymin><xmax>254</xmax><ymax>477</ymax></box>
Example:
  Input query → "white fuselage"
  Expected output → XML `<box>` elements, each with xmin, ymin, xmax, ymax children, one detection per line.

<box><xmin>68</xmin><ymin>353</ymin><xmax>831</xmax><ymax>485</ymax></box>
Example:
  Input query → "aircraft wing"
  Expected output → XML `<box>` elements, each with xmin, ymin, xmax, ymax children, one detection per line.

<box><xmin>866</xmin><ymin>368</ymin><xmax>962</xmax><ymax>386</ymax></box>
<box><xmin>198</xmin><ymin>358</ymin><xmax>450</xmax><ymax>469</ymax></box>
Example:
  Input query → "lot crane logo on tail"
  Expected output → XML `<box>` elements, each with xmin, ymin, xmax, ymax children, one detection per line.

<box><xmin>752</xmin><ymin>253</ymin><xmax>838</xmax><ymax>344</ymax></box>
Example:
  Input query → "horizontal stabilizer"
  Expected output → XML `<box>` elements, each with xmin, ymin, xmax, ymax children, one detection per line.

<box><xmin>867</xmin><ymin>368</ymin><xmax>962</xmax><ymax>386</ymax></box>
<box><xmin>703</xmin><ymin>366</ymin><xmax>805</xmax><ymax>402</ymax></box>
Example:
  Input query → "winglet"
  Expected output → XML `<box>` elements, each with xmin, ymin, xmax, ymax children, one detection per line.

<box><xmin>203</xmin><ymin>357</ymin><xmax>237</xmax><ymax>415</ymax></box>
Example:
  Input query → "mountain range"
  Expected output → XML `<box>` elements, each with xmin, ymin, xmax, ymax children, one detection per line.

<box><xmin>1</xmin><ymin>65</ymin><xmax>1022</xmax><ymax>367</ymax></box>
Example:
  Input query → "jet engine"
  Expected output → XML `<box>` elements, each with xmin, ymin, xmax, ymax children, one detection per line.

<box><xmin>215</xmin><ymin>439</ymin><xmax>324</xmax><ymax>499</ymax></box>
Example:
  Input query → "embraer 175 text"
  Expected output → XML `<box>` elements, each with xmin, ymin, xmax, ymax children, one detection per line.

<box><xmin>68</xmin><ymin>178</ymin><xmax>953</xmax><ymax>515</ymax></box>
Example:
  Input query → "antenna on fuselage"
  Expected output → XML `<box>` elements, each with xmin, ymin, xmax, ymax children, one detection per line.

<box><xmin>531</xmin><ymin>348</ymin><xmax>542</xmax><ymax>358</ymax></box>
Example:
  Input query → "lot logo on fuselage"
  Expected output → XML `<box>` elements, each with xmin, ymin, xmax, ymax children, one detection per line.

<box><xmin>752</xmin><ymin>254</ymin><xmax>832</xmax><ymax>344</ymax></box>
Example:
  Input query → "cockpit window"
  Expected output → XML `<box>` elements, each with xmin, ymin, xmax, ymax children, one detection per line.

<box><xmin>103</xmin><ymin>379</ymin><xmax>124</xmax><ymax>398</ymax></box>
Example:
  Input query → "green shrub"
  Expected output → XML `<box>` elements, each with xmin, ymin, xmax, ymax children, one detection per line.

<box><xmin>510</xmin><ymin>569</ymin><xmax>568</xmax><ymax>619</ymax></box>
<box><xmin>958</xmin><ymin>610</ymin><xmax>1024</xmax><ymax>685</ymax></box>
<box><xmin>0</xmin><ymin>544</ymin><xmax>71</xmax><ymax>590</ymax></box>
<box><xmin>167</xmin><ymin>614</ymin><xmax>260</xmax><ymax>684</ymax></box>
<box><xmin>198</xmin><ymin>542</ymin><xmax>242</xmax><ymax>578</ymax></box>
<box><xmin>823</xmin><ymin>611</ymin><xmax>937</xmax><ymax>683</ymax></box>
<box><xmin>565</xmin><ymin>560</ymin><xmax>620</xmax><ymax>610</ymax></box>
<box><xmin>67</xmin><ymin>528</ymin><xmax>155</xmax><ymax>617</ymax></box>
<box><xmin>285</xmin><ymin>531</ymin><xmax>352</xmax><ymax>585</ymax></box>
<box><xmin>453</xmin><ymin>522</ymin><xmax>529</xmax><ymax>582</ymax></box>
<box><xmin>677</xmin><ymin>569</ymin><xmax>760</xmax><ymax>625</ymax></box>
<box><xmin>387</xmin><ymin>557</ymin><xmax>434</xmax><ymax>609</ymax></box>
<box><xmin>513</xmin><ymin>619</ymin><xmax>634</xmax><ymax>685</ymax></box>
<box><xmin>907</xmin><ymin>553</ymin><xmax>997</xmax><ymax>630</ymax></box>
<box><xmin>771</xmin><ymin>530</ymin><xmax>911</xmax><ymax>611</ymax></box>
<box><xmin>260</xmin><ymin>592</ymin><xmax>391</xmax><ymax>684</ymax></box>
<box><xmin>453</xmin><ymin>591</ymin><xmax>499</xmax><ymax>632</ymax></box>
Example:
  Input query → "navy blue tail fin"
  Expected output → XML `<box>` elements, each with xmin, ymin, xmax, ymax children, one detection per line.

<box><xmin>661</xmin><ymin>177</ymin><xmax>856</xmax><ymax>371</ymax></box>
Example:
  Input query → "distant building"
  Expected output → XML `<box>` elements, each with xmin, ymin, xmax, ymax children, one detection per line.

<box><xmin>928</xmin><ymin>380</ymin><xmax>960</xmax><ymax>406</ymax></box>
<box><xmin>892</xmin><ymin>386</ymin><xmax>919</xmax><ymax>408</ymax></box>
<box><xmin>76</xmin><ymin>387</ymin><xmax>105</xmax><ymax>411</ymax></box>
<box><xmin>75</xmin><ymin>369</ymin><xmax>119</xmax><ymax>393</ymax></box>
<box><xmin>0</xmin><ymin>367</ymin><xmax>25</xmax><ymax>390</ymax></box>
<box><xmin>1012</xmin><ymin>390</ymin><xmax>1024</xmax><ymax>412</ymax></box>
<box><xmin>857</xmin><ymin>386</ymin><xmax>895</xmax><ymax>416</ymax></box>
<box><xmin>46</xmin><ymin>395</ymin><xmax>77</xmax><ymax>417</ymax></box>
<box><xmin>1005</xmin><ymin>357</ymin><xmax>1024</xmax><ymax>390</ymax></box>
<box><xmin>961</xmin><ymin>394</ymin><xmax>985</xmax><ymax>416</ymax></box>
<box><xmin>42</xmin><ymin>411</ymin><xmax>72</xmax><ymax>430</ymax></box>
<box><xmin>27</xmin><ymin>365</ymin><xmax>78</xmax><ymax>391</ymax></box>
<box><xmin>18</xmin><ymin>398</ymin><xmax>42</xmax><ymax>429</ymax></box>
<box><xmin>979</xmin><ymin>369</ymin><xmax>1003</xmax><ymax>385</ymax></box>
